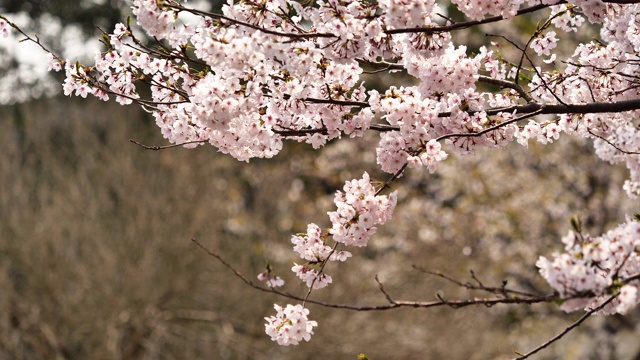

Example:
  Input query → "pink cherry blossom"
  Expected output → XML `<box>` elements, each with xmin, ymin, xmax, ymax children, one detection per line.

<box><xmin>264</xmin><ymin>304</ymin><xmax>318</xmax><ymax>346</ymax></box>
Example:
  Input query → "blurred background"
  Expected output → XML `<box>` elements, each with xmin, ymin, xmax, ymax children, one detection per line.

<box><xmin>1</xmin><ymin>1</ymin><xmax>639</xmax><ymax>359</ymax></box>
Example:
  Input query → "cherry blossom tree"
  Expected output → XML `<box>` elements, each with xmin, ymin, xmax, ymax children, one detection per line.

<box><xmin>3</xmin><ymin>0</ymin><xmax>640</xmax><ymax>357</ymax></box>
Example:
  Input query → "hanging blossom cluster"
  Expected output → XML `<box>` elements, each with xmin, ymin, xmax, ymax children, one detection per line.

<box><xmin>264</xmin><ymin>304</ymin><xmax>318</xmax><ymax>346</ymax></box>
<box><xmin>536</xmin><ymin>219</ymin><xmax>640</xmax><ymax>315</ymax></box>
<box><xmin>3</xmin><ymin>0</ymin><xmax>637</xmax><ymax>346</ymax></box>
<box><xmin>290</xmin><ymin>172</ymin><xmax>397</xmax><ymax>289</ymax></box>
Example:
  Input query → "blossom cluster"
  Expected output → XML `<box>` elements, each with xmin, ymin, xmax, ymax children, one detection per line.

<box><xmin>282</xmin><ymin>173</ymin><xmax>396</xmax><ymax>290</ymax></box>
<box><xmin>289</xmin><ymin>223</ymin><xmax>352</xmax><ymax>289</ymax></box>
<box><xmin>537</xmin><ymin>219</ymin><xmax>640</xmax><ymax>315</ymax></box>
<box><xmin>257</xmin><ymin>270</ymin><xmax>285</xmax><ymax>288</ymax></box>
<box><xmin>264</xmin><ymin>304</ymin><xmax>318</xmax><ymax>346</ymax></box>
<box><xmin>328</xmin><ymin>172</ymin><xmax>398</xmax><ymax>247</ymax></box>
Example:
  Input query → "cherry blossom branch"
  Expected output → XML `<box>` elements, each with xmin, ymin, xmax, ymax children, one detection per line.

<box><xmin>360</xmin><ymin>60</ymin><xmax>533</xmax><ymax>103</ymax></box>
<box><xmin>168</xmin><ymin>1</ymin><xmax>565</xmax><ymax>41</ymax></box>
<box><xmin>86</xmin><ymin>77</ymin><xmax>189</xmax><ymax>106</ymax></box>
<box><xmin>302</xmin><ymin>242</ymin><xmax>340</xmax><ymax>306</ymax></box>
<box><xmin>0</xmin><ymin>15</ymin><xmax>58</xmax><ymax>59</ymax></box>
<box><xmin>272</xmin><ymin>127</ymin><xmax>328</xmax><ymax>137</ymax></box>
<box><xmin>436</xmin><ymin>108</ymin><xmax>543</xmax><ymax>142</ymax></box>
<box><xmin>513</xmin><ymin>294</ymin><xmax>619</xmax><ymax>360</ymax></box>
<box><xmin>488</xmin><ymin>29</ymin><xmax>571</xmax><ymax>108</ymax></box>
<box><xmin>527</xmin><ymin>27</ymin><xmax>569</xmax><ymax>105</ymax></box>
<box><xmin>458</xmin><ymin>98</ymin><xmax>640</xmax><ymax>121</ymax></box>
<box><xmin>166</xmin><ymin>3</ymin><xmax>334</xmax><ymax>40</ymax></box>
<box><xmin>587</xmin><ymin>130</ymin><xmax>640</xmax><ymax>155</ymax></box>
<box><xmin>386</xmin><ymin>2</ymin><xmax>567</xmax><ymax>35</ymax></box>
<box><xmin>274</xmin><ymin>97</ymin><xmax>640</xmax><ymax>138</ymax></box>
<box><xmin>300</xmin><ymin>97</ymin><xmax>368</xmax><ymax>107</ymax></box>
<box><xmin>125</xmin><ymin>25</ymin><xmax>209</xmax><ymax>68</ymax></box>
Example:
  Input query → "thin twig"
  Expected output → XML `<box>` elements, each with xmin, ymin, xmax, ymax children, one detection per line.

<box><xmin>513</xmin><ymin>294</ymin><xmax>619</xmax><ymax>359</ymax></box>
<box><xmin>375</xmin><ymin>275</ymin><xmax>395</xmax><ymax>304</ymax></box>
<box><xmin>587</xmin><ymin>130</ymin><xmax>640</xmax><ymax>155</ymax></box>
<box><xmin>435</xmin><ymin>109</ymin><xmax>543</xmax><ymax>142</ymax></box>
<box><xmin>412</xmin><ymin>266</ymin><xmax>546</xmax><ymax>298</ymax></box>
<box><xmin>129</xmin><ymin>139</ymin><xmax>209</xmax><ymax>150</ymax></box>
<box><xmin>190</xmin><ymin>239</ymin><xmax>563</xmax><ymax>310</ymax></box>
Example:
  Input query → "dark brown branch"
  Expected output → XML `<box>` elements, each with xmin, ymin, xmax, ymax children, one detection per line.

<box><xmin>436</xmin><ymin>98</ymin><xmax>640</xmax><ymax>140</ymax></box>
<box><xmin>191</xmin><ymin>238</ymin><xmax>562</xmax><ymax>311</ymax></box>
<box><xmin>385</xmin><ymin>2</ymin><xmax>566</xmax><ymax>35</ymax></box>
<box><xmin>168</xmin><ymin>1</ymin><xmax>564</xmax><ymax>41</ymax></box>
<box><xmin>413</xmin><ymin>267</ymin><xmax>543</xmax><ymax>298</ymax></box>
<box><xmin>308</xmin><ymin>290</ymin><xmax>559</xmax><ymax>310</ymax></box>
<box><xmin>459</xmin><ymin>98</ymin><xmax>640</xmax><ymax>121</ymax></box>
<box><xmin>302</xmin><ymin>97</ymin><xmax>369</xmax><ymax>107</ymax></box>
<box><xmin>272</xmin><ymin>127</ymin><xmax>328</xmax><ymax>137</ymax></box>
<box><xmin>191</xmin><ymin>234</ymin><xmax>640</xmax><ymax>360</ymax></box>
<box><xmin>124</xmin><ymin>24</ymin><xmax>209</xmax><ymax>68</ymax></box>
<box><xmin>514</xmin><ymin>294</ymin><xmax>619</xmax><ymax>359</ymax></box>
<box><xmin>370</xmin><ymin>123</ymin><xmax>399</xmax><ymax>132</ymax></box>
<box><xmin>167</xmin><ymin>4</ymin><xmax>334</xmax><ymax>39</ymax></box>
<box><xmin>375</xmin><ymin>275</ymin><xmax>396</xmax><ymax>304</ymax></box>
<box><xmin>275</xmin><ymin>98</ymin><xmax>640</xmax><ymax>138</ymax></box>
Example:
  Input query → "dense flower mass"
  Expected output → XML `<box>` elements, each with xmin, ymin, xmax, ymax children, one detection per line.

<box><xmin>328</xmin><ymin>172</ymin><xmax>398</xmax><ymax>247</ymax></box>
<box><xmin>537</xmin><ymin>219</ymin><xmax>640</xmax><ymax>315</ymax></box>
<box><xmin>289</xmin><ymin>173</ymin><xmax>395</xmax><ymax>289</ymax></box>
<box><xmin>8</xmin><ymin>0</ymin><xmax>640</xmax><ymax>348</ymax></box>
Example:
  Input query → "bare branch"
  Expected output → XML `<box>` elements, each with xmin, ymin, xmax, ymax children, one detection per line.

<box><xmin>413</xmin><ymin>266</ymin><xmax>543</xmax><ymax>298</ymax></box>
<box><xmin>190</xmin><ymin>239</ymin><xmax>633</xmax><ymax>316</ymax></box>
<box><xmin>375</xmin><ymin>275</ymin><xmax>395</xmax><ymax>304</ymax></box>
<box><xmin>514</xmin><ymin>294</ymin><xmax>619</xmax><ymax>360</ymax></box>
<box><xmin>129</xmin><ymin>139</ymin><xmax>209</xmax><ymax>150</ymax></box>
